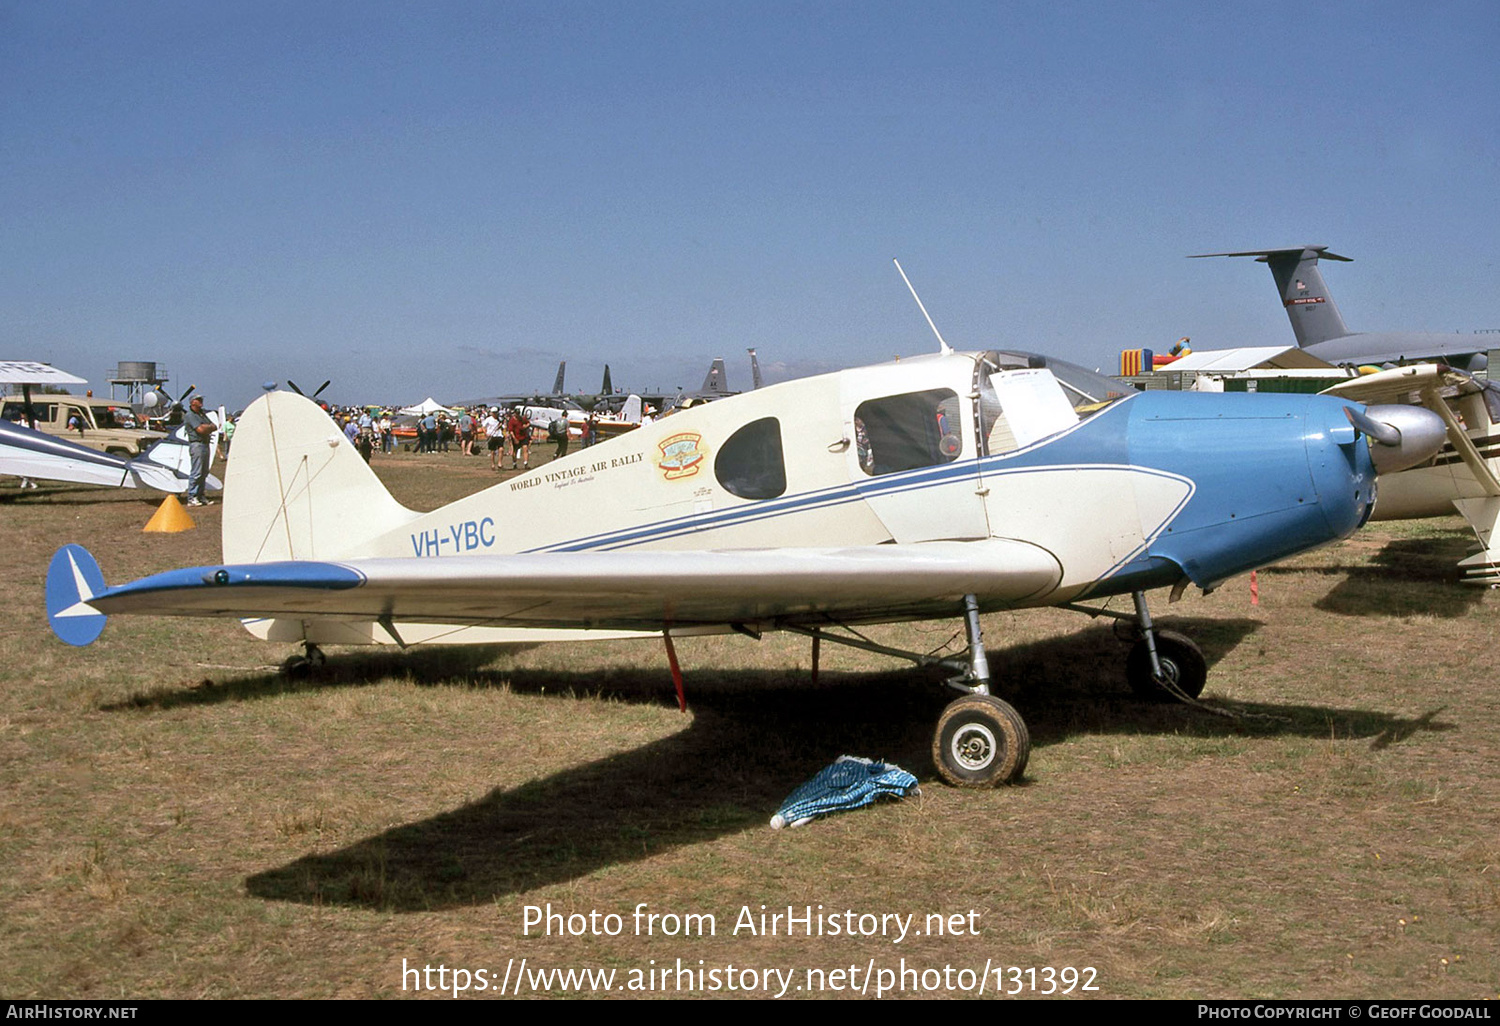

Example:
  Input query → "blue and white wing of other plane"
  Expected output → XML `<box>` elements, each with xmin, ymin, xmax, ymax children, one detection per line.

<box><xmin>0</xmin><ymin>418</ymin><xmax>221</xmax><ymax>493</ymax></box>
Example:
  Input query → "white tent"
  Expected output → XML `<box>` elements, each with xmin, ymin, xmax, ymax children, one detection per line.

<box><xmin>0</xmin><ymin>361</ymin><xmax>89</xmax><ymax>387</ymax></box>
<box><xmin>397</xmin><ymin>397</ymin><xmax>460</xmax><ymax>416</ymax></box>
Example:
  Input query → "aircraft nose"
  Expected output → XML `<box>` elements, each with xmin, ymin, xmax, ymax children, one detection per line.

<box><xmin>1344</xmin><ymin>404</ymin><xmax>1447</xmax><ymax>475</ymax></box>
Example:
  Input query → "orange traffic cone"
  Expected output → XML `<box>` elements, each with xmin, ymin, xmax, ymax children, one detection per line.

<box><xmin>143</xmin><ymin>494</ymin><xmax>196</xmax><ymax>533</ymax></box>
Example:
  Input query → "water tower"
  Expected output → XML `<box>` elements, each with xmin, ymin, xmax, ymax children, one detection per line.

<box><xmin>109</xmin><ymin>361</ymin><xmax>169</xmax><ymax>404</ymax></box>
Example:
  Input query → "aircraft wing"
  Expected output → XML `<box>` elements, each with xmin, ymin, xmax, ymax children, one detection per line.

<box><xmin>0</xmin><ymin>419</ymin><xmax>193</xmax><ymax>491</ymax></box>
<box><xmin>0</xmin><ymin>419</ymin><xmax>222</xmax><ymax>493</ymax></box>
<box><xmin>59</xmin><ymin>539</ymin><xmax>1063</xmax><ymax>636</ymax></box>
<box><xmin>1</xmin><ymin>420</ymin><xmax>134</xmax><ymax>488</ymax></box>
<box><xmin>1319</xmin><ymin>363</ymin><xmax>1456</xmax><ymax>405</ymax></box>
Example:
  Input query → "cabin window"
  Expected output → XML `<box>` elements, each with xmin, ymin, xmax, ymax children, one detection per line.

<box><xmin>853</xmin><ymin>389</ymin><xmax>963</xmax><ymax>476</ymax></box>
<box><xmin>714</xmin><ymin>417</ymin><xmax>786</xmax><ymax>499</ymax></box>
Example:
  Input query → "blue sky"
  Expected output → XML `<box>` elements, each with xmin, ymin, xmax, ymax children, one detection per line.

<box><xmin>4</xmin><ymin>1</ymin><xmax>1497</xmax><ymax>411</ymax></box>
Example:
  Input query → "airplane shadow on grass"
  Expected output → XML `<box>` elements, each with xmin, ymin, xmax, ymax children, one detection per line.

<box><xmin>1261</xmin><ymin>529</ymin><xmax>1483</xmax><ymax>618</ymax></box>
<box><xmin>0</xmin><ymin>487</ymin><xmax>161</xmax><ymax>507</ymax></box>
<box><xmin>237</xmin><ymin>617</ymin><xmax>1450</xmax><ymax>911</ymax></box>
<box><xmin>100</xmin><ymin>645</ymin><xmax>533</xmax><ymax>711</ymax></box>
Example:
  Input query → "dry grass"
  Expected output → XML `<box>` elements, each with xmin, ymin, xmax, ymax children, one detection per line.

<box><xmin>1</xmin><ymin>452</ymin><xmax>1497</xmax><ymax>998</ymax></box>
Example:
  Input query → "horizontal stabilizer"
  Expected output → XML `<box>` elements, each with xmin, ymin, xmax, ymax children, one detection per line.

<box><xmin>46</xmin><ymin>544</ymin><xmax>108</xmax><ymax>646</ymax></box>
<box><xmin>1189</xmin><ymin>247</ymin><xmax>1351</xmax><ymax>262</ymax></box>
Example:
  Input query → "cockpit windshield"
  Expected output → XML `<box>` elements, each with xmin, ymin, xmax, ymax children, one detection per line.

<box><xmin>983</xmin><ymin>351</ymin><xmax>1133</xmax><ymax>413</ymax></box>
<box><xmin>975</xmin><ymin>351</ymin><xmax>1133</xmax><ymax>456</ymax></box>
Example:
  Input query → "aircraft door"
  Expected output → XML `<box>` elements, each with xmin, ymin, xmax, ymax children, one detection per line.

<box><xmin>841</xmin><ymin>375</ymin><xmax>991</xmax><ymax>542</ymax></box>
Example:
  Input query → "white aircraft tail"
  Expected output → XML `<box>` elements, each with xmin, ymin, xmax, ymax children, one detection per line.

<box><xmin>222</xmin><ymin>391</ymin><xmax>418</xmax><ymax>564</ymax></box>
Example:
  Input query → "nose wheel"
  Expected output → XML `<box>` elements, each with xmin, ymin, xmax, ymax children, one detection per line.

<box><xmin>933</xmin><ymin>693</ymin><xmax>1030</xmax><ymax>787</ymax></box>
<box><xmin>1126</xmin><ymin>629</ymin><xmax>1207</xmax><ymax>701</ymax></box>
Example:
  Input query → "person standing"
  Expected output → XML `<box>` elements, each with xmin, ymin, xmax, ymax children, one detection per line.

<box><xmin>482</xmin><ymin>408</ymin><xmax>502</xmax><ymax>470</ymax></box>
<box><xmin>458</xmin><ymin>409</ymin><xmax>475</xmax><ymax>456</ymax></box>
<box><xmin>506</xmin><ymin>407</ymin><xmax>531</xmax><ymax>470</ymax></box>
<box><xmin>182</xmin><ymin>395</ymin><xmax>215</xmax><ymax>506</ymax></box>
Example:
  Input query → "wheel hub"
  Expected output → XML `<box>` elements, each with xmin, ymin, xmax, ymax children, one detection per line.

<box><xmin>952</xmin><ymin>724</ymin><xmax>997</xmax><ymax>770</ymax></box>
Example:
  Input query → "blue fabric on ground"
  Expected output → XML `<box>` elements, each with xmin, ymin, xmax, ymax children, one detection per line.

<box><xmin>770</xmin><ymin>756</ymin><xmax>919</xmax><ymax>829</ymax></box>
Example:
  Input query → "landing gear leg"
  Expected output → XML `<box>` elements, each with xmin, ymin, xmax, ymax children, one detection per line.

<box><xmin>1124</xmin><ymin>590</ymin><xmax>1206</xmax><ymax>701</ymax></box>
<box><xmin>933</xmin><ymin>595</ymin><xmax>1029</xmax><ymax>787</ymax></box>
<box><xmin>777</xmin><ymin>597</ymin><xmax>1030</xmax><ymax>787</ymax></box>
<box><xmin>952</xmin><ymin>593</ymin><xmax>991</xmax><ymax>694</ymax></box>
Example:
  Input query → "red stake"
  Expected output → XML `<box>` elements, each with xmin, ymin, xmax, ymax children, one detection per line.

<box><xmin>663</xmin><ymin>630</ymin><xmax>686</xmax><ymax>712</ymax></box>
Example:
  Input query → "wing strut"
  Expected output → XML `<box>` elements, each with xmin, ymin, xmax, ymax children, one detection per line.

<box><xmin>777</xmin><ymin>594</ymin><xmax>994</xmax><ymax>694</ymax></box>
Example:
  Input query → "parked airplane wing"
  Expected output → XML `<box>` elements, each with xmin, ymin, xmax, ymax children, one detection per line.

<box><xmin>1320</xmin><ymin>363</ymin><xmax>1450</xmax><ymax>405</ymax></box>
<box><xmin>55</xmin><ymin>539</ymin><xmax>1063</xmax><ymax>637</ymax></box>
<box><xmin>0</xmin><ymin>418</ymin><xmax>211</xmax><ymax>493</ymax></box>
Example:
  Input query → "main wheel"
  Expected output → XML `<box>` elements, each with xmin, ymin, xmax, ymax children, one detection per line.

<box><xmin>1126</xmin><ymin>630</ymin><xmax>1207</xmax><ymax>701</ymax></box>
<box><xmin>933</xmin><ymin>694</ymin><xmax>1030</xmax><ymax>788</ymax></box>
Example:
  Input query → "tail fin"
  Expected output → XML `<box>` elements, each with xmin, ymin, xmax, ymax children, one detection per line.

<box><xmin>552</xmin><ymin>361</ymin><xmax>566</xmax><ymax>395</ymax></box>
<box><xmin>701</xmin><ymin>358</ymin><xmax>729</xmax><ymax>394</ymax></box>
<box><xmin>1190</xmin><ymin>246</ymin><xmax>1353</xmax><ymax>347</ymax></box>
<box><xmin>748</xmin><ymin>347</ymin><xmax>763</xmax><ymax>389</ymax></box>
<box><xmin>221</xmin><ymin>391</ymin><xmax>418</xmax><ymax>564</ymax></box>
<box><xmin>600</xmin><ymin>364</ymin><xmax>613</xmax><ymax>395</ymax></box>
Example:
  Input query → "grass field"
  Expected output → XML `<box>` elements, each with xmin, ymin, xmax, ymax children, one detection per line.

<box><xmin>2</xmin><ymin>449</ymin><xmax>1497</xmax><ymax>999</ymax></box>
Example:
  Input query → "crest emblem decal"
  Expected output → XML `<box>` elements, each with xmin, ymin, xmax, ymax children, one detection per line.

<box><xmin>657</xmin><ymin>432</ymin><xmax>707</xmax><ymax>480</ymax></box>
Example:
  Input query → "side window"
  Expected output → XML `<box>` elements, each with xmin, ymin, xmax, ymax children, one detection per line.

<box><xmin>714</xmin><ymin>417</ymin><xmax>786</xmax><ymax>499</ymax></box>
<box><xmin>854</xmin><ymin>389</ymin><xmax>963</xmax><ymax>476</ymax></box>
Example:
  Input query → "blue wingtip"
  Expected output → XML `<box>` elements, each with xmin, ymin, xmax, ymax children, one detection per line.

<box><xmin>46</xmin><ymin>544</ymin><xmax>108</xmax><ymax>647</ymax></box>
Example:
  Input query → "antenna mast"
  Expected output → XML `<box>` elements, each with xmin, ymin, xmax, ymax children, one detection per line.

<box><xmin>893</xmin><ymin>259</ymin><xmax>953</xmax><ymax>355</ymax></box>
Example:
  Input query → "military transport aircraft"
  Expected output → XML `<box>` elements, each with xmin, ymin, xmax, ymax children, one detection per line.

<box><xmin>46</xmin><ymin>348</ymin><xmax>1444</xmax><ymax>787</ymax></box>
<box><xmin>1191</xmin><ymin>246</ymin><xmax>1495</xmax><ymax>370</ymax></box>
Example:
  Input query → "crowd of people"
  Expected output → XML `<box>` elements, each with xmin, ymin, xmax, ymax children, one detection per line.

<box><xmin>318</xmin><ymin>403</ymin><xmax>585</xmax><ymax>469</ymax></box>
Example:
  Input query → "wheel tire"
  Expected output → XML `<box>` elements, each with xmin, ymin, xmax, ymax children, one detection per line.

<box><xmin>1126</xmin><ymin>630</ymin><xmax>1207</xmax><ymax>701</ymax></box>
<box><xmin>933</xmin><ymin>694</ymin><xmax>1030</xmax><ymax>788</ymax></box>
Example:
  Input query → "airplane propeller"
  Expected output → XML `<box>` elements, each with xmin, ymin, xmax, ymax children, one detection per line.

<box><xmin>287</xmin><ymin>380</ymin><xmax>333</xmax><ymax>411</ymax></box>
<box><xmin>287</xmin><ymin>380</ymin><xmax>331</xmax><ymax>400</ymax></box>
<box><xmin>136</xmin><ymin>383</ymin><xmax>197</xmax><ymax>420</ymax></box>
<box><xmin>1343</xmin><ymin>404</ymin><xmax>1448</xmax><ymax>475</ymax></box>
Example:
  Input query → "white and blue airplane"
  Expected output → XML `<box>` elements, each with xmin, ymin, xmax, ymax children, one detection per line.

<box><xmin>2</xmin><ymin>417</ymin><xmax>222</xmax><ymax>494</ymax></box>
<box><xmin>46</xmin><ymin>349</ymin><xmax>1444</xmax><ymax>786</ymax></box>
